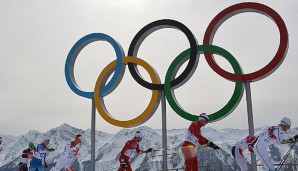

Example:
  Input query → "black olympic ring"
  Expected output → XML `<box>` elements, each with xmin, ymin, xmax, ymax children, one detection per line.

<box><xmin>128</xmin><ymin>19</ymin><xmax>199</xmax><ymax>90</ymax></box>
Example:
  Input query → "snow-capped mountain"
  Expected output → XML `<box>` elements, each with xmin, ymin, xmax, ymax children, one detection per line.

<box><xmin>1</xmin><ymin>124</ymin><xmax>298</xmax><ymax>171</ymax></box>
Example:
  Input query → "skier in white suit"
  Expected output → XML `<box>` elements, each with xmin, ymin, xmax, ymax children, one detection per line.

<box><xmin>53</xmin><ymin>134</ymin><xmax>82</xmax><ymax>171</ymax></box>
<box><xmin>250</xmin><ymin>117</ymin><xmax>298</xmax><ymax>171</ymax></box>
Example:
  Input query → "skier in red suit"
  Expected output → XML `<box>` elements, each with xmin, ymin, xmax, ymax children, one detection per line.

<box><xmin>118</xmin><ymin>131</ymin><xmax>152</xmax><ymax>171</ymax></box>
<box><xmin>181</xmin><ymin>113</ymin><xmax>220</xmax><ymax>171</ymax></box>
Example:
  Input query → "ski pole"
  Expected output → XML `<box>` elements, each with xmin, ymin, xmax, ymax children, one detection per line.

<box><xmin>246</xmin><ymin>159</ymin><xmax>260</xmax><ymax>170</ymax></box>
<box><xmin>152</xmin><ymin>147</ymin><xmax>176</xmax><ymax>152</ymax></box>
<box><xmin>276</xmin><ymin>142</ymin><xmax>296</xmax><ymax>170</ymax></box>
<box><xmin>103</xmin><ymin>166</ymin><xmax>118</xmax><ymax>171</ymax></box>
<box><xmin>151</xmin><ymin>147</ymin><xmax>179</xmax><ymax>158</ymax></box>
<box><xmin>275</xmin><ymin>141</ymin><xmax>296</xmax><ymax>171</ymax></box>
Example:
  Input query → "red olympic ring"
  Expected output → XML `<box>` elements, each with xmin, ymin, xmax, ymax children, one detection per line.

<box><xmin>203</xmin><ymin>2</ymin><xmax>288</xmax><ymax>82</ymax></box>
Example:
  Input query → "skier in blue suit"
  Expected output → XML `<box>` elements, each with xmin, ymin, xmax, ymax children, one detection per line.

<box><xmin>29</xmin><ymin>136</ymin><xmax>55</xmax><ymax>171</ymax></box>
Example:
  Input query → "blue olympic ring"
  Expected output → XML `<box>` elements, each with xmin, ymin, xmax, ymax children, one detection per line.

<box><xmin>65</xmin><ymin>33</ymin><xmax>125</xmax><ymax>98</ymax></box>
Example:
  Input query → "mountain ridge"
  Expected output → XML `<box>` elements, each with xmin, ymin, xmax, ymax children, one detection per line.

<box><xmin>1</xmin><ymin>123</ymin><xmax>298</xmax><ymax>170</ymax></box>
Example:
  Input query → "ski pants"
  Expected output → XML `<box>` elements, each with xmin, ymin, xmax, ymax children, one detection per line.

<box><xmin>29</xmin><ymin>158</ymin><xmax>44</xmax><ymax>171</ymax></box>
<box><xmin>118</xmin><ymin>155</ymin><xmax>132</xmax><ymax>171</ymax></box>
<box><xmin>231</xmin><ymin>146</ymin><xmax>248</xmax><ymax>171</ymax></box>
<box><xmin>53</xmin><ymin>155</ymin><xmax>74</xmax><ymax>171</ymax></box>
<box><xmin>253</xmin><ymin>143</ymin><xmax>274</xmax><ymax>170</ymax></box>
<box><xmin>182</xmin><ymin>144</ymin><xmax>198</xmax><ymax>171</ymax></box>
<box><xmin>29</xmin><ymin>166</ymin><xmax>43</xmax><ymax>171</ymax></box>
<box><xmin>19</xmin><ymin>162</ymin><xmax>28</xmax><ymax>171</ymax></box>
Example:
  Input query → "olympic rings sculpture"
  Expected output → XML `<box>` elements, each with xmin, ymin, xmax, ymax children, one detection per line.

<box><xmin>65</xmin><ymin>2</ymin><xmax>288</xmax><ymax>127</ymax></box>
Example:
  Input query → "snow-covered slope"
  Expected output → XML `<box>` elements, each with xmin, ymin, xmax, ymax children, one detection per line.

<box><xmin>1</xmin><ymin>124</ymin><xmax>298</xmax><ymax>171</ymax></box>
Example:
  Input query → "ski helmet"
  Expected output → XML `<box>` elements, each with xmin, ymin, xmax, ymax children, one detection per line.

<box><xmin>135</xmin><ymin>131</ymin><xmax>144</xmax><ymax>139</ymax></box>
<box><xmin>198</xmin><ymin>113</ymin><xmax>209</xmax><ymax>122</ymax></box>
<box><xmin>43</xmin><ymin>135</ymin><xmax>50</xmax><ymax>142</ymax></box>
<box><xmin>280</xmin><ymin>117</ymin><xmax>291</xmax><ymax>128</ymax></box>
<box><xmin>75</xmin><ymin>134</ymin><xmax>82</xmax><ymax>141</ymax></box>
<box><xmin>29</xmin><ymin>142</ymin><xmax>35</xmax><ymax>149</ymax></box>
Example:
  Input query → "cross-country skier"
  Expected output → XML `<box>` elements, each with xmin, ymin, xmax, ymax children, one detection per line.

<box><xmin>118</xmin><ymin>131</ymin><xmax>152</xmax><ymax>171</ymax></box>
<box><xmin>29</xmin><ymin>136</ymin><xmax>55</xmax><ymax>171</ymax></box>
<box><xmin>19</xmin><ymin>142</ymin><xmax>36</xmax><ymax>171</ymax></box>
<box><xmin>250</xmin><ymin>117</ymin><xmax>298</xmax><ymax>171</ymax></box>
<box><xmin>181</xmin><ymin>113</ymin><xmax>220</xmax><ymax>171</ymax></box>
<box><xmin>53</xmin><ymin>134</ymin><xmax>82</xmax><ymax>171</ymax></box>
<box><xmin>231</xmin><ymin>135</ymin><xmax>257</xmax><ymax>171</ymax></box>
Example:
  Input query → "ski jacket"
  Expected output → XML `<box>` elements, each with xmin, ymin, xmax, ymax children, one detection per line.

<box><xmin>21</xmin><ymin>148</ymin><xmax>33</xmax><ymax>163</ymax></box>
<box><xmin>255</xmin><ymin>126</ymin><xmax>284</xmax><ymax>149</ymax></box>
<box><xmin>120</xmin><ymin>139</ymin><xmax>141</xmax><ymax>158</ymax></box>
<box><xmin>33</xmin><ymin>143</ymin><xmax>48</xmax><ymax>160</ymax></box>
<box><xmin>184</xmin><ymin>121</ymin><xmax>208</xmax><ymax>146</ymax></box>
<box><xmin>61</xmin><ymin>141</ymin><xmax>80</xmax><ymax>160</ymax></box>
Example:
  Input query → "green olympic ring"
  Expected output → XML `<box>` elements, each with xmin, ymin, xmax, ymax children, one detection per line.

<box><xmin>165</xmin><ymin>45</ymin><xmax>244</xmax><ymax>122</ymax></box>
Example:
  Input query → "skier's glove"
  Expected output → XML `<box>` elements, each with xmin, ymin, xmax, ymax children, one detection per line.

<box><xmin>48</xmin><ymin>148</ymin><xmax>55</xmax><ymax>152</ymax></box>
<box><xmin>208</xmin><ymin>141</ymin><xmax>220</xmax><ymax>150</ymax></box>
<box><xmin>146</xmin><ymin>148</ymin><xmax>153</xmax><ymax>153</ymax></box>
<box><xmin>284</xmin><ymin>135</ymin><xmax>298</xmax><ymax>144</ymax></box>
<box><xmin>294</xmin><ymin>135</ymin><xmax>298</xmax><ymax>141</ymax></box>
<box><xmin>207</xmin><ymin>141</ymin><xmax>215</xmax><ymax>148</ymax></box>
<box><xmin>289</xmin><ymin>138</ymin><xmax>295</xmax><ymax>143</ymax></box>
<box><xmin>44</xmin><ymin>162</ymin><xmax>48</xmax><ymax>168</ymax></box>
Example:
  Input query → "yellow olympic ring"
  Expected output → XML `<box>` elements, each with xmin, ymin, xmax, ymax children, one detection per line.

<box><xmin>94</xmin><ymin>57</ymin><xmax>161</xmax><ymax>127</ymax></box>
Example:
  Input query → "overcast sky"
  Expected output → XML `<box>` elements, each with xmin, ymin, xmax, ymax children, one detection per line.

<box><xmin>0</xmin><ymin>0</ymin><xmax>297</xmax><ymax>136</ymax></box>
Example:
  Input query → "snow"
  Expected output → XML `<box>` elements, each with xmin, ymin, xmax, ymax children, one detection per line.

<box><xmin>1</xmin><ymin>124</ymin><xmax>297</xmax><ymax>170</ymax></box>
